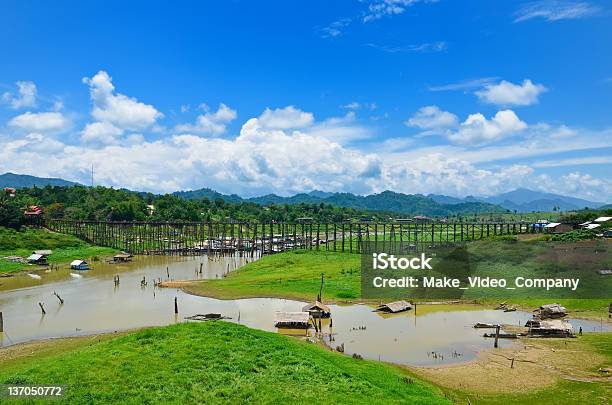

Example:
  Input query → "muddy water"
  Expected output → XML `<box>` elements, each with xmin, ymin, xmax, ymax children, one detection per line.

<box><xmin>0</xmin><ymin>255</ymin><xmax>609</xmax><ymax>366</ymax></box>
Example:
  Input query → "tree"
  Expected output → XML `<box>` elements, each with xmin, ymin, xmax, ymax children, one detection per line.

<box><xmin>0</xmin><ymin>193</ymin><xmax>24</xmax><ymax>229</ymax></box>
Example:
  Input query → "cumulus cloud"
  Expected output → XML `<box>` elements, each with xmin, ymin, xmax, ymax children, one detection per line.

<box><xmin>82</xmin><ymin>70</ymin><xmax>163</xmax><ymax>131</ymax></box>
<box><xmin>475</xmin><ymin>79</ymin><xmax>547</xmax><ymax>106</ymax></box>
<box><xmin>9</xmin><ymin>111</ymin><xmax>69</xmax><ymax>133</ymax></box>
<box><xmin>514</xmin><ymin>1</ymin><xmax>600</xmax><ymax>22</ymax></box>
<box><xmin>81</xmin><ymin>122</ymin><xmax>124</xmax><ymax>145</ymax></box>
<box><xmin>2</xmin><ymin>81</ymin><xmax>37</xmax><ymax>109</ymax></box>
<box><xmin>448</xmin><ymin>110</ymin><xmax>527</xmax><ymax>145</ymax></box>
<box><xmin>406</xmin><ymin>106</ymin><xmax>458</xmax><ymax>132</ymax></box>
<box><xmin>175</xmin><ymin>103</ymin><xmax>237</xmax><ymax>135</ymax></box>
<box><xmin>257</xmin><ymin>106</ymin><xmax>314</xmax><ymax>130</ymax></box>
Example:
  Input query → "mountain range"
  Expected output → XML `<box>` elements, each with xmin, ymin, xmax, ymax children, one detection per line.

<box><xmin>1</xmin><ymin>172</ymin><xmax>608</xmax><ymax>215</ymax></box>
<box><xmin>0</xmin><ymin>172</ymin><xmax>79</xmax><ymax>189</ymax></box>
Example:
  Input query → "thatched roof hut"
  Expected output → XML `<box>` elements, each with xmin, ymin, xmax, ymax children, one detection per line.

<box><xmin>376</xmin><ymin>300</ymin><xmax>412</xmax><ymax>313</ymax></box>
<box><xmin>274</xmin><ymin>312</ymin><xmax>310</xmax><ymax>328</ymax></box>
<box><xmin>536</xmin><ymin>303</ymin><xmax>567</xmax><ymax>319</ymax></box>
<box><xmin>525</xmin><ymin>319</ymin><xmax>573</xmax><ymax>337</ymax></box>
<box><xmin>302</xmin><ymin>301</ymin><xmax>331</xmax><ymax>318</ymax></box>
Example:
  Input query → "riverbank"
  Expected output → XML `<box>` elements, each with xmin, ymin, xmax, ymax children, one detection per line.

<box><xmin>0</xmin><ymin>321</ymin><xmax>449</xmax><ymax>404</ymax></box>
<box><xmin>183</xmin><ymin>249</ymin><xmax>610</xmax><ymax>320</ymax></box>
<box><xmin>0</xmin><ymin>227</ymin><xmax>117</xmax><ymax>274</ymax></box>
<box><xmin>412</xmin><ymin>333</ymin><xmax>612</xmax><ymax>404</ymax></box>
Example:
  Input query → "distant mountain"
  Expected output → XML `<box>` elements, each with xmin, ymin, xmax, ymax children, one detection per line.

<box><xmin>173</xmin><ymin>188</ymin><xmax>243</xmax><ymax>203</ymax></box>
<box><xmin>424</xmin><ymin>188</ymin><xmax>606</xmax><ymax>212</ymax></box>
<box><xmin>0</xmin><ymin>172</ymin><xmax>79</xmax><ymax>189</ymax></box>
<box><xmin>175</xmin><ymin>188</ymin><xmax>504</xmax><ymax>216</ymax></box>
<box><xmin>481</xmin><ymin>188</ymin><xmax>605</xmax><ymax>212</ymax></box>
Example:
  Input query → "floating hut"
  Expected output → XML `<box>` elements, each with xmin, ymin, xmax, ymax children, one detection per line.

<box><xmin>376</xmin><ymin>300</ymin><xmax>412</xmax><ymax>313</ymax></box>
<box><xmin>27</xmin><ymin>253</ymin><xmax>47</xmax><ymax>265</ymax></box>
<box><xmin>302</xmin><ymin>301</ymin><xmax>331</xmax><ymax>318</ymax></box>
<box><xmin>274</xmin><ymin>312</ymin><xmax>310</xmax><ymax>329</ymax></box>
<box><xmin>525</xmin><ymin>319</ymin><xmax>573</xmax><ymax>337</ymax></box>
<box><xmin>113</xmin><ymin>253</ymin><xmax>133</xmax><ymax>263</ymax></box>
<box><xmin>70</xmin><ymin>260</ymin><xmax>89</xmax><ymax>271</ymax></box>
<box><xmin>536</xmin><ymin>303</ymin><xmax>567</xmax><ymax>319</ymax></box>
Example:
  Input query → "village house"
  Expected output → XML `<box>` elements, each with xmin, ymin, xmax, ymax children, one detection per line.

<box><xmin>70</xmin><ymin>260</ymin><xmax>89</xmax><ymax>270</ymax></box>
<box><xmin>543</xmin><ymin>222</ymin><xmax>573</xmax><ymax>234</ymax></box>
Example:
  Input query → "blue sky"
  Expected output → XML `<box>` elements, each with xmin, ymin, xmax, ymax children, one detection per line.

<box><xmin>0</xmin><ymin>0</ymin><xmax>611</xmax><ymax>201</ymax></box>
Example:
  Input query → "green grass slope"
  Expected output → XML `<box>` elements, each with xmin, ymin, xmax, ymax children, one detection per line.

<box><xmin>0</xmin><ymin>322</ymin><xmax>449</xmax><ymax>404</ymax></box>
<box><xmin>0</xmin><ymin>227</ymin><xmax>116</xmax><ymax>273</ymax></box>
<box><xmin>185</xmin><ymin>250</ymin><xmax>361</xmax><ymax>302</ymax></box>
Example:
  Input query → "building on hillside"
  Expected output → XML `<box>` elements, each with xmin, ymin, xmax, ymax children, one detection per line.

<box><xmin>27</xmin><ymin>253</ymin><xmax>47</xmax><ymax>265</ymax></box>
<box><xmin>24</xmin><ymin>205</ymin><xmax>42</xmax><ymax>216</ymax></box>
<box><xmin>3</xmin><ymin>187</ymin><xmax>16</xmax><ymax>197</ymax></box>
<box><xmin>594</xmin><ymin>216</ymin><xmax>612</xmax><ymax>223</ymax></box>
<box><xmin>544</xmin><ymin>222</ymin><xmax>573</xmax><ymax>234</ymax></box>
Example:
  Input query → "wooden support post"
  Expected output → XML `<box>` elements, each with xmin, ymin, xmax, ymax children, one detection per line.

<box><xmin>494</xmin><ymin>325</ymin><xmax>500</xmax><ymax>348</ymax></box>
<box><xmin>510</xmin><ymin>358</ymin><xmax>514</xmax><ymax>368</ymax></box>
<box><xmin>39</xmin><ymin>302</ymin><xmax>46</xmax><ymax>315</ymax></box>
<box><xmin>174</xmin><ymin>296</ymin><xmax>178</xmax><ymax>314</ymax></box>
<box><xmin>53</xmin><ymin>291</ymin><xmax>64</xmax><ymax>304</ymax></box>
<box><xmin>0</xmin><ymin>311</ymin><xmax>3</xmax><ymax>333</ymax></box>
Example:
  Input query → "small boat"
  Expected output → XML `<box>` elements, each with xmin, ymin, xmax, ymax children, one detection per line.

<box><xmin>70</xmin><ymin>273</ymin><xmax>83</xmax><ymax>279</ymax></box>
<box><xmin>27</xmin><ymin>273</ymin><xmax>42</xmax><ymax>280</ymax></box>
<box><xmin>473</xmin><ymin>322</ymin><xmax>497</xmax><ymax>329</ymax></box>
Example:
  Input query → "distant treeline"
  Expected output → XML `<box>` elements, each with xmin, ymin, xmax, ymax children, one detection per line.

<box><xmin>1</xmin><ymin>185</ymin><xmax>397</xmax><ymax>225</ymax></box>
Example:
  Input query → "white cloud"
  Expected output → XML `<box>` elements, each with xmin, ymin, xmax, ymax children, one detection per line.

<box><xmin>257</xmin><ymin>106</ymin><xmax>314</xmax><ymax>130</ymax></box>
<box><xmin>175</xmin><ymin>103</ymin><xmax>237</xmax><ymax>135</ymax></box>
<box><xmin>366</xmin><ymin>41</ymin><xmax>447</xmax><ymax>53</ymax></box>
<box><xmin>428</xmin><ymin>77</ymin><xmax>500</xmax><ymax>92</ymax></box>
<box><xmin>475</xmin><ymin>79</ymin><xmax>547</xmax><ymax>106</ymax></box>
<box><xmin>363</xmin><ymin>0</ymin><xmax>436</xmax><ymax>22</ymax></box>
<box><xmin>406</xmin><ymin>106</ymin><xmax>458</xmax><ymax>131</ymax></box>
<box><xmin>448</xmin><ymin>110</ymin><xmax>527</xmax><ymax>145</ymax></box>
<box><xmin>514</xmin><ymin>1</ymin><xmax>600</xmax><ymax>22</ymax></box>
<box><xmin>81</xmin><ymin>122</ymin><xmax>124</xmax><ymax>145</ymax></box>
<box><xmin>2</xmin><ymin>81</ymin><xmax>37</xmax><ymax>109</ymax></box>
<box><xmin>320</xmin><ymin>18</ymin><xmax>352</xmax><ymax>38</ymax></box>
<box><xmin>9</xmin><ymin>111</ymin><xmax>69</xmax><ymax>133</ymax></box>
<box><xmin>82</xmin><ymin>70</ymin><xmax>163</xmax><ymax>131</ymax></box>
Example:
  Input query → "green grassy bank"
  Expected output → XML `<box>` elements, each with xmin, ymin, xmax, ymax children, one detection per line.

<box><xmin>185</xmin><ymin>247</ymin><xmax>610</xmax><ymax>318</ymax></box>
<box><xmin>185</xmin><ymin>249</ymin><xmax>361</xmax><ymax>302</ymax></box>
<box><xmin>0</xmin><ymin>227</ymin><xmax>116</xmax><ymax>273</ymax></box>
<box><xmin>0</xmin><ymin>322</ymin><xmax>449</xmax><ymax>404</ymax></box>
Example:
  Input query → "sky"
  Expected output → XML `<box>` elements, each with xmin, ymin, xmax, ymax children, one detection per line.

<box><xmin>0</xmin><ymin>0</ymin><xmax>611</xmax><ymax>201</ymax></box>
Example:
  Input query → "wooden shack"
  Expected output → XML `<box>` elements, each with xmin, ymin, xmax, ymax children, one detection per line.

<box><xmin>70</xmin><ymin>259</ymin><xmax>89</xmax><ymax>271</ymax></box>
<box><xmin>525</xmin><ymin>319</ymin><xmax>573</xmax><ymax>337</ymax></box>
<box><xmin>376</xmin><ymin>300</ymin><xmax>412</xmax><ymax>313</ymax></box>
<box><xmin>274</xmin><ymin>312</ymin><xmax>310</xmax><ymax>329</ymax></box>
<box><xmin>113</xmin><ymin>253</ymin><xmax>133</xmax><ymax>263</ymax></box>
<box><xmin>302</xmin><ymin>301</ymin><xmax>331</xmax><ymax>318</ymax></box>
<box><xmin>27</xmin><ymin>253</ymin><xmax>47</xmax><ymax>265</ymax></box>
<box><xmin>536</xmin><ymin>303</ymin><xmax>567</xmax><ymax>319</ymax></box>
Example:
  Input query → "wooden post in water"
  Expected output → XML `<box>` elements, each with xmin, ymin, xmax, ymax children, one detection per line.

<box><xmin>174</xmin><ymin>296</ymin><xmax>178</xmax><ymax>314</ymax></box>
<box><xmin>53</xmin><ymin>291</ymin><xmax>64</xmax><ymax>304</ymax></box>
<box><xmin>0</xmin><ymin>311</ymin><xmax>3</xmax><ymax>333</ymax></box>
<box><xmin>38</xmin><ymin>302</ymin><xmax>46</xmax><ymax>315</ymax></box>
<box><xmin>494</xmin><ymin>325</ymin><xmax>500</xmax><ymax>348</ymax></box>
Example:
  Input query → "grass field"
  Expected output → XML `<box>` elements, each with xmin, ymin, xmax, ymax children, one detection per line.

<box><xmin>0</xmin><ymin>227</ymin><xmax>117</xmax><ymax>273</ymax></box>
<box><xmin>0</xmin><ymin>322</ymin><xmax>449</xmax><ymax>404</ymax></box>
<box><xmin>185</xmin><ymin>247</ymin><xmax>610</xmax><ymax>318</ymax></box>
<box><xmin>185</xmin><ymin>249</ymin><xmax>361</xmax><ymax>302</ymax></box>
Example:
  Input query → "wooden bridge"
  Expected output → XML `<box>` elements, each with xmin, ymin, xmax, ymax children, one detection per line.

<box><xmin>44</xmin><ymin>219</ymin><xmax>543</xmax><ymax>255</ymax></box>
